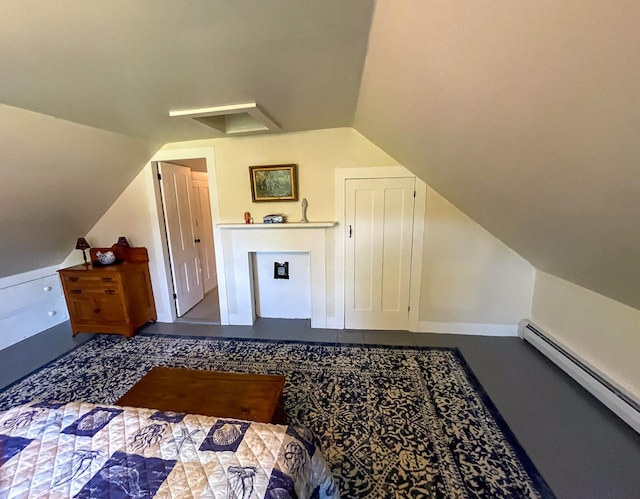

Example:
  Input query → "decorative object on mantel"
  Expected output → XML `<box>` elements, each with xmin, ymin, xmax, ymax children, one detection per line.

<box><xmin>263</xmin><ymin>214</ymin><xmax>286</xmax><ymax>224</ymax></box>
<box><xmin>300</xmin><ymin>197</ymin><xmax>308</xmax><ymax>223</ymax></box>
<box><xmin>117</xmin><ymin>236</ymin><xmax>130</xmax><ymax>247</ymax></box>
<box><xmin>244</xmin><ymin>211</ymin><xmax>252</xmax><ymax>224</ymax></box>
<box><xmin>75</xmin><ymin>237</ymin><xmax>90</xmax><ymax>266</ymax></box>
<box><xmin>249</xmin><ymin>164</ymin><xmax>298</xmax><ymax>202</ymax></box>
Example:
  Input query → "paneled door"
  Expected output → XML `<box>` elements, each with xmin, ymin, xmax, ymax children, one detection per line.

<box><xmin>158</xmin><ymin>162</ymin><xmax>204</xmax><ymax>316</ymax></box>
<box><xmin>345</xmin><ymin>177</ymin><xmax>415</xmax><ymax>329</ymax></box>
<box><xmin>191</xmin><ymin>172</ymin><xmax>217</xmax><ymax>294</ymax></box>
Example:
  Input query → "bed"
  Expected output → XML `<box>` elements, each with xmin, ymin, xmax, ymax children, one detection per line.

<box><xmin>0</xmin><ymin>401</ymin><xmax>339</xmax><ymax>498</ymax></box>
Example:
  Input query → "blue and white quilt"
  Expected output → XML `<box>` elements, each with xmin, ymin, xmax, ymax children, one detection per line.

<box><xmin>0</xmin><ymin>401</ymin><xmax>338</xmax><ymax>498</ymax></box>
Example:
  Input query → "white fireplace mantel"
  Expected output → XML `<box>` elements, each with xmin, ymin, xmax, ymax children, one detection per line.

<box><xmin>217</xmin><ymin>222</ymin><xmax>337</xmax><ymax>328</ymax></box>
<box><xmin>217</xmin><ymin>222</ymin><xmax>337</xmax><ymax>229</ymax></box>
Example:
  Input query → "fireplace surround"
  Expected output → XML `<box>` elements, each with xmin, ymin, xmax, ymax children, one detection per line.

<box><xmin>217</xmin><ymin>222</ymin><xmax>336</xmax><ymax>327</ymax></box>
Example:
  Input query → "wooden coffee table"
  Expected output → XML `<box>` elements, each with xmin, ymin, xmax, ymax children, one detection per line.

<box><xmin>116</xmin><ymin>367</ymin><xmax>287</xmax><ymax>424</ymax></box>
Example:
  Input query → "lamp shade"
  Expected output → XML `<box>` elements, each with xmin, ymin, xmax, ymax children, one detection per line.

<box><xmin>117</xmin><ymin>236</ymin><xmax>130</xmax><ymax>247</ymax></box>
<box><xmin>75</xmin><ymin>237</ymin><xmax>90</xmax><ymax>250</ymax></box>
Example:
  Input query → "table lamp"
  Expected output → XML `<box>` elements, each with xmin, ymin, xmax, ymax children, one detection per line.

<box><xmin>75</xmin><ymin>237</ymin><xmax>90</xmax><ymax>265</ymax></box>
<box><xmin>117</xmin><ymin>236</ymin><xmax>130</xmax><ymax>247</ymax></box>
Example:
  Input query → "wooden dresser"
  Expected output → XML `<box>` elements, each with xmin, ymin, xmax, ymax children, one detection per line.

<box><xmin>58</xmin><ymin>245</ymin><xmax>157</xmax><ymax>337</ymax></box>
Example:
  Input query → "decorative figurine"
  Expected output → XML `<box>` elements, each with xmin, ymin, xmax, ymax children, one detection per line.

<box><xmin>300</xmin><ymin>198</ymin><xmax>308</xmax><ymax>223</ymax></box>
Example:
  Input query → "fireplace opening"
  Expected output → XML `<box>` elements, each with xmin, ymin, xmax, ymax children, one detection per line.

<box><xmin>251</xmin><ymin>252</ymin><xmax>310</xmax><ymax>319</ymax></box>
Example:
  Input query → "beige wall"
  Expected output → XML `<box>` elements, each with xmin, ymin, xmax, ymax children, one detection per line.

<box><xmin>61</xmin><ymin>166</ymin><xmax>173</xmax><ymax>321</ymax></box>
<box><xmin>532</xmin><ymin>271</ymin><xmax>640</xmax><ymax>401</ymax></box>
<box><xmin>80</xmin><ymin>127</ymin><xmax>535</xmax><ymax>333</ymax></box>
<box><xmin>162</xmin><ymin>128</ymin><xmax>397</xmax><ymax>223</ymax></box>
<box><xmin>419</xmin><ymin>188</ymin><xmax>534</xmax><ymax>333</ymax></box>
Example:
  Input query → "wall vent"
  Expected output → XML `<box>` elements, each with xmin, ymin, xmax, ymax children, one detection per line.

<box><xmin>519</xmin><ymin>320</ymin><xmax>640</xmax><ymax>433</ymax></box>
<box><xmin>169</xmin><ymin>102</ymin><xmax>279</xmax><ymax>135</ymax></box>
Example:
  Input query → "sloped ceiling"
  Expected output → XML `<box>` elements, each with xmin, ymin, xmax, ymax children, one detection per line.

<box><xmin>0</xmin><ymin>0</ymin><xmax>373</xmax><ymax>142</ymax></box>
<box><xmin>0</xmin><ymin>1</ymin><xmax>373</xmax><ymax>277</ymax></box>
<box><xmin>355</xmin><ymin>0</ymin><xmax>640</xmax><ymax>310</ymax></box>
<box><xmin>1</xmin><ymin>1</ymin><xmax>639</xmax><ymax>312</ymax></box>
<box><xmin>0</xmin><ymin>103</ymin><xmax>158</xmax><ymax>277</ymax></box>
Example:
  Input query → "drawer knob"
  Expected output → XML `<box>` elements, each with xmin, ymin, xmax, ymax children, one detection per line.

<box><xmin>68</xmin><ymin>277</ymin><xmax>79</xmax><ymax>282</ymax></box>
<box><xmin>104</xmin><ymin>289</ymin><xmax>116</xmax><ymax>295</ymax></box>
<box><xmin>43</xmin><ymin>286</ymin><xmax>53</xmax><ymax>292</ymax></box>
<box><xmin>102</xmin><ymin>277</ymin><xmax>113</xmax><ymax>282</ymax></box>
<box><xmin>48</xmin><ymin>311</ymin><xmax>57</xmax><ymax>317</ymax></box>
<box><xmin>70</xmin><ymin>289</ymin><xmax>82</xmax><ymax>294</ymax></box>
<box><xmin>94</xmin><ymin>308</ymin><xmax>101</xmax><ymax>314</ymax></box>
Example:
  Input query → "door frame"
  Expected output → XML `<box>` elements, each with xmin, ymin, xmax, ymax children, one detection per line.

<box><xmin>333</xmin><ymin>167</ymin><xmax>426</xmax><ymax>331</ymax></box>
<box><xmin>150</xmin><ymin>147</ymin><xmax>229</xmax><ymax>325</ymax></box>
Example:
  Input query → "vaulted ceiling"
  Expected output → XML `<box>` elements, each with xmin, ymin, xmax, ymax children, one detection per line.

<box><xmin>2</xmin><ymin>1</ymin><xmax>639</xmax><ymax>310</ymax></box>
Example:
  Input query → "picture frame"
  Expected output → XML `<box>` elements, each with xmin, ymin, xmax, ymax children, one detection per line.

<box><xmin>249</xmin><ymin>164</ymin><xmax>298</xmax><ymax>202</ymax></box>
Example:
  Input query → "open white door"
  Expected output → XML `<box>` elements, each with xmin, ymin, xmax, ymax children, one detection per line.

<box><xmin>191</xmin><ymin>172</ymin><xmax>217</xmax><ymax>294</ymax></box>
<box><xmin>345</xmin><ymin>177</ymin><xmax>415</xmax><ymax>330</ymax></box>
<box><xmin>158</xmin><ymin>162</ymin><xmax>204</xmax><ymax>316</ymax></box>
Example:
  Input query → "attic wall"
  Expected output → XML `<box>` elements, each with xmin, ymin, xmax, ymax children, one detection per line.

<box><xmin>163</xmin><ymin>128</ymin><xmax>533</xmax><ymax>331</ymax></box>
<box><xmin>354</xmin><ymin>0</ymin><xmax>640</xmax><ymax>311</ymax></box>
<box><xmin>420</xmin><ymin>187</ymin><xmax>533</xmax><ymax>332</ymax></box>
<box><xmin>532</xmin><ymin>272</ymin><xmax>640</xmax><ymax>402</ymax></box>
<box><xmin>0</xmin><ymin>103</ymin><xmax>158</xmax><ymax>277</ymax></box>
<box><xmin>60</xmin><ymin>165</ymin><xmax>173</xmax><ymax>322</ymax></box>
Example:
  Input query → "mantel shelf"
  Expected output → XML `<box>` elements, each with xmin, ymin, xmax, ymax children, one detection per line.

<box><xmin>217</xmin><ymin>222</ymin><xmax>337</xmax><ymax>229</ymax></box>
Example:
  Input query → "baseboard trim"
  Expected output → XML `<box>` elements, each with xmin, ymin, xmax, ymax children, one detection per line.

<box><xmin>414</xmin><ymin>321</ymin><xmax>518</xmax><ymax>336</ymax></box>
<box><xmin>520</xmin><ymin>320</ymin><xmax>640</xmax><ymax>434</ymax></box>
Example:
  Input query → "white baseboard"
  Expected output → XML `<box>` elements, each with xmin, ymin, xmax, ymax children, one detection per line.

<box><xmin>520</xmin><ymin>320</ymin><xmax>640</xmax><ymax>434</ymax></box>
<box><xmin>414</xmin><ymin>321</ymin><xmax>518</xmax><ymax>336</ymax></box>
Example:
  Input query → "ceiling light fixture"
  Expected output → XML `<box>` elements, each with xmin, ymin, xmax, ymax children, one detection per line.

<box><xmin>169</xmin><ymin>102</ymin><xmax>279</xmax><ymax>135</ymax></box>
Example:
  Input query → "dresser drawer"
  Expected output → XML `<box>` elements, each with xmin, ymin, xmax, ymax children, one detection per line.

<box><xmin>64</xmin><ymin>286</ymin><xmax>121</xmax><ymax>297</ymax></box>
<box><xmin>66</xmin><ymin>294</ymin><xmax>126</xmax><ymax>325</ymax></box>
<box><xmin>62</xmin><ymin>274</ymin><xmax>121</xmax><ymax>288</ymax></box>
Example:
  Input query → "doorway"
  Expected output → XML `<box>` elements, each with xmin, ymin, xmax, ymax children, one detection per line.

<box><xmin>156</xmin><ymin>158</ymin><xmax>221</xmax><ymax>324</ymax></box>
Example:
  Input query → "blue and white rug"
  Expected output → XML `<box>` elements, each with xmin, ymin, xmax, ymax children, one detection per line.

<box><xmin>0</xmin><ymin>334</ymin><xmax>554</xmax><ymax>498</ymax></box>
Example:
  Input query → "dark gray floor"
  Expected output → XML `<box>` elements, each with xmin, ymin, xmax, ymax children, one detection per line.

<box><xmin>2</xmin><ymin>319</ymin><xmax>640</xmax><ymax>498</ymax></box>
<box><xmin>176</xmin><ymin>287</ymin><xmax>221</xmax><ymax>324</ymax></box>
<box><xmin>0</xmin><ymin>322</ymin><xmax>95</xmax><ymax>390</ymax></box>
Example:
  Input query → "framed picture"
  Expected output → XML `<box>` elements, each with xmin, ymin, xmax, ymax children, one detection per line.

<box><xmin>249</xmin><ymin>164</ymin><xmax>298</xmax><ymax>202</ymax></box>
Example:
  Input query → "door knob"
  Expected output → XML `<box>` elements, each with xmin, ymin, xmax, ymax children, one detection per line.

<box><xmin>195</xmin><ymin>238</ymin><xmax>201</xmax><ymax>243</ymax></box>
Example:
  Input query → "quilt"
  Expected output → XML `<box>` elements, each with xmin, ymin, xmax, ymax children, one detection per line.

<box><xmin>0</xmin><ymin>401</ymin><xmax>338</xmax><ymax>498</ymax></box>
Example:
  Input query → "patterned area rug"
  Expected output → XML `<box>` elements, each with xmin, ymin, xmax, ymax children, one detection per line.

<box><xmin>0</xmin><ymin>334</ymin><xmax>554</xmax><ymax>498</ymax></box>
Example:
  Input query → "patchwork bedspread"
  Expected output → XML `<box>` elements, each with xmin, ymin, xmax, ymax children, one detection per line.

<box><xmin>0</xmin><ymin>401</ymin><xmax>338</xmax><ymax>498</ymax></box>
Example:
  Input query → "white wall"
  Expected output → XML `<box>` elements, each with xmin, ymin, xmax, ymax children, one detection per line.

<box><xmin>532</xmin><ymin>271</ymin><xmax>640</xmax><ymax>401</ymax></box>
<box><xmin>73</xmin><ymin>127</ymin><xmax>536</xmax><ymax>335</ymax></box>
<box><xmin>418</xmin><ymin>187</ymin><xmax>534</xmax><ymax>336</ymax></box>
<box><xmin>60</xmin><ymin>164</ymin><xmax>173</xmax><ymax>322</ymax></box>
<box><xmin>161</xmin><ymin>128</ymin><xmax>397</xmax><ymax>223</ymax></box>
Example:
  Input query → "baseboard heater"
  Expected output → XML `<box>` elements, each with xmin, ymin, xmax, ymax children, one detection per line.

<box><xmin>519</xmin><ymin>320</ymin><xmax>640</xmax><ymax>434</ymax></box>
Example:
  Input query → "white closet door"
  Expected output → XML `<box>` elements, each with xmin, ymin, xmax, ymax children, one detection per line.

<box><xmin>345</xmin><ymin>177</ymin><xmax>415</xmax><ymax>330</ymax></box>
